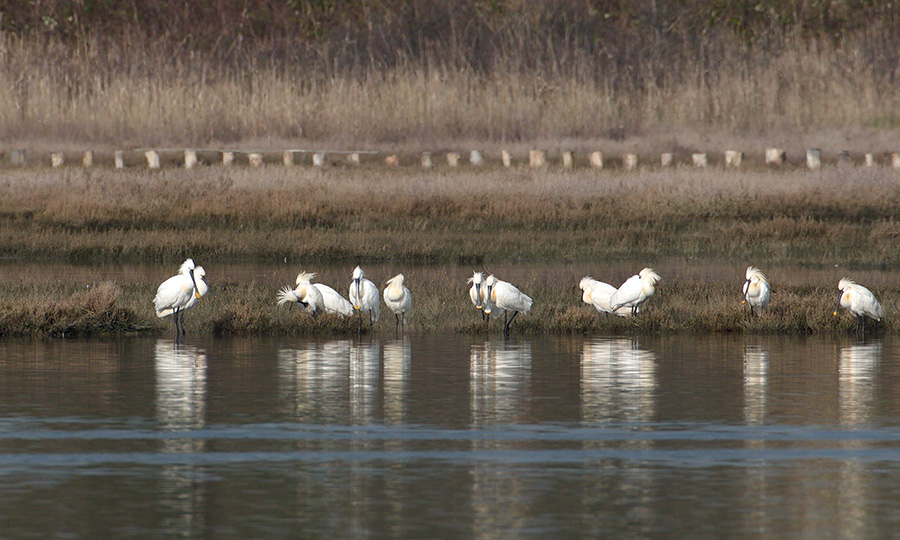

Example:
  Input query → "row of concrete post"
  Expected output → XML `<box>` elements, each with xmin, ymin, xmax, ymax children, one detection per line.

<box><xmin>5</xmin><ymin>147</ymin><xmax>899</xmax><ymax>170</ymax></box>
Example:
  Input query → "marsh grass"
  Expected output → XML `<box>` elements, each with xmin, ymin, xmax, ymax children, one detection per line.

<box><xmin>2</xmin><ymin>165</ymin><xmax>900</xmax><ymax>266</ymax></box>
<box><xmin>0</xmin><ymin>265</ymin><xmax>894</xmax><ymax>337</ymax></box>
<box><xmin>2</xmin><ymin>156</ymin><xmax>900</xmax><ymax>337</ymax></box>
<box><xmin>0</xmin><ymin>281</ymin><xmax>148</xmax><ymax>337</ymax></box>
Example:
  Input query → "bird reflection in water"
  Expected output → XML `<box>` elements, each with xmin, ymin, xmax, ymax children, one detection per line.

<box><xmin>469</xmin><ymin>340</ymin><xmax>532</xmax><ymax>425</ymax></box>
<box><xmin>839</xmin><ymin>340</ymin><xmax>883</xmax><ymax>426</ymax></box>
<box><xmin>580</xmin><ymin>338</ymin><xmax>656</xmax><ymax>423</ymax></box>
<box><xmin>743</xmin><ymin>343</ymin><xmax>769</xmax><ymax>426</ymax></box>
<box><xmin>153</xmin><ymin>339</ymin><xmax>208</xmax><ymax>535</ymax></box>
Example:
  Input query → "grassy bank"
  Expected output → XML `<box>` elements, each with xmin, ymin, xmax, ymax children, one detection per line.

<box><xmin>0</xmin><ymin>268</ymin><xmax>893</xmax><ymax>338</ymax></box>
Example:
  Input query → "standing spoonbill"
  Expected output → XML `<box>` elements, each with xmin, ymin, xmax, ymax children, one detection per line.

<box><xmin>276</xmin><ymin>271</ymin><xmax>324</xmax><ymax>317</ymax></box>
<box><xmin>609</xmin><ymin>268</ymin><xmax>661</xmax><ymax>316</ymax></box>
<box><xmin>483</xmin><ymin>274</ymin><xmax>533</xmax><ymax>337</ymax></box>
<box><xmin>349</xmin><ymin>266</ymin><xmax>380</xmax><ymax>332</ymax></box>
<box><xmin>468</xmin><ymin>271</ymin><xmax>486</xmax><ymax>321</ymax></box>
<box><xmin>580</xmin><ymin>276</ymin><xmax>633</xmax><ymax>318</ymax></box>
<box><xmin>383</xmin><ymin>274</ymin><xmax>412</xmax><ymax>333</ymax></box>
<box><xmin>741</xmin><ymin>266</ymin><xmax>771</xmax><ymax>316</ymax></box>
<box><xmin>313</xmin><ymin>282</ymin><xmax>354</xmax><ymax>317</ymax></box>
<box><xmin>154</xmin><ymin>259</ymin><xmax>206</xmax><ymax>337</ymax></box>
<box><xmin>834</xmin><ymin>278</ymin><xmax>883</xmax><ymax>337</ymax></box>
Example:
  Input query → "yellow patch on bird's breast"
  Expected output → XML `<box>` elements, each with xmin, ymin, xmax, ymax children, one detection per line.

<box><xmin>385</xmin><ymin>285</ymin><xmax>402</xmax><ymax>301</ymax></box>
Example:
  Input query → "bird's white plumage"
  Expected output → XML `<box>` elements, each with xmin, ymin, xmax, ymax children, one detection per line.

<box><xmin>483</xmin><ymin>274</ymin><xmax>532</xmax><ymax>315</ymax></box>
<box><xmin>609</xmin><ymin>267</ymin><xmax>661</xmax><ymax>314</ymax></box>
<box><xmin>313</xmin><ymin>283</ymin><xmax>354</xmax><ymax>316</ymax></box>
<box><xmin>154</xmin><ymin>259</ymin><xmax>199</xmax><ymax>318</ymax></box>
<box><xmin>383</xmin><ymin>274</ymin><xmax>412</xmax><ymax>328</ymax></box>
<box><xmin>349</xmin><ymin>266</ymin><xmax>380</xmax><ymax>322</ymax></box>
<box><xmin>277</xmin><ymin>273</ymin><xmax>324</xmax><ymax>316</ymax></box>
<box><xmin>742</xmin><ymin>266</ymin><xmax>771</xmax><ymax>315</ymax></box>
<box><xmin>156</xmin><ymin>266</ymin><xmax>209</xmax><ymax>318</ymax></box>
<box><xmin>468</xmin><ymin>271</ymin><xmax>485</xmax><ymax>310</ymax></box>
<box><xmin>837</xmin><ymin>278</ymin><xmax>883</xmax><ymax>321</ymax></box>
<box><xmin>580</xmin><ymin>276</ymin><xmax>633</xmax><ymax>317</ymax></box>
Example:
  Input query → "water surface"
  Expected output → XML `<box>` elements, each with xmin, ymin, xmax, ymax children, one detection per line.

<box><xmin>2</xmin><ymin>334</ymin><xmax>900</xmax><ymax>538</ymax></box>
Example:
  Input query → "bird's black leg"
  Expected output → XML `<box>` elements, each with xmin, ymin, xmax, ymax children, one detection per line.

<box><xmin>504</xmin><ymin>311</ymin><xmax>519</xmax><ymax>338</ymax></box>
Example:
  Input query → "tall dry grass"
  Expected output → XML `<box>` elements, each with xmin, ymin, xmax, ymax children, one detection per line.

<box><xmin>0</xmin><ymin>27</ymin><xmax>898</xmax><ymax>148</ymax></box>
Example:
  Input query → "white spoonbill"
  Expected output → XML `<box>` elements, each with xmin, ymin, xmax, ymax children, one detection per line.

<box><xmin>741</xmin><ymin>266</ymin><xmax>771</xmax><ymax>316</ymax></box>
<box><xmin>468</xmin><ymin>271</ymin><xmax>486</xmax><ymax>321</ymax></box>
<box><xmin>609</xmin><ymin>268</ymin><xmax>661</xmax><ymax>316</ymax></box>
<box><xmin>276</xmin><ymin>271</ymin><xmax>324</xmax><ymax>317</ymax></box>
<box><xmin>154</xmin><ymin>259</ymin><xmax>206</xmax><ymax>336</ymax></box>
<box><xmin>580</xmin><ymin>276</ymin><xmax>633</xmax><ymax>318</ymax></box>
<box><xmin>483</xmin><ymin>274</ymin><xmax>533</xmax><ymax>337</ymax></box>
<box><xmin>834</xmin><ymin>278</ymin><xmax>883</xmax><ymax>336</ymax></box>
<box><xmin>156</xmin><ymin>266</ymin><xmax>210</xmax><ymax>318</ymax></box>
<box><xmin>349</xmin><ymin>266</ymin><xmax>380</xmax><ymax>331</ymax></box>
<box><xmin>383</xmin><ymin>274</ymin><xmax>412</xmax><ymax>333</ymax></box>
<box><xmin>313</xmin><ymin>283</ymin><xmax>354</xmax><ymax>317</ymax></box>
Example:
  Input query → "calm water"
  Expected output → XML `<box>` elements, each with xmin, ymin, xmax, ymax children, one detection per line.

<box><xmin>2</xmin><ymin>333</ymin><xmax>900</xmax><ymax>538</ymax></box>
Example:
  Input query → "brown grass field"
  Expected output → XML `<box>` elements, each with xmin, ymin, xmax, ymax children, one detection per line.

<box><xmin>1</xmin><ymin>164</ymin><xmax>899</xmax><ymax>337</ymax></box>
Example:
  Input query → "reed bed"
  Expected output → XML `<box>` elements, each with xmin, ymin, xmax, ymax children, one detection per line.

<box><xmin>1</xmin><ymin>11</ymin><xmax>899</xmax><ymax>148</ymax></box>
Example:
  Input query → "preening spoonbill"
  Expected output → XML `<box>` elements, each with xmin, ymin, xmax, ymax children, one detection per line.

<box><xmin>741</xmin><ymin>266</ymin><xmax>771</xmax><ymax>316</ymax></box>
<box><xmin>349</xmin><ymin>266</ymin><xmax>380</xmax><ymax>331</ymax></box>
<box><xmin>580</xmin><ymin>276</ymin><xmax>633</xmax><ymax>318</ymax></box>
<box><xmin>276</xmin><ymin>271</ymin><xmax>324</xmax><ymax>317</ymax></box>
<box><xmin>483</xmin><ymin>274</ymin><xmax>533</xmax><ymax>337</ymax></box>
<box><xmin>468</xmin><ymin>271</ymin><xmax>485</xmax><ymax>321</ymax></box>
<box><xmin>313</xmin><ymin>283</ymin><xmax>354</xmax><ymax>317</ymax></box>
<box><xmin>834</xmin><ymin>278</ymin><xmax>883</xmax><ymax>336</ymax></box>
<box><xmin>609</xmin><ymin>268</ymin><xmax>661</xmax><ymax>316</ymax></box>
<box><xmin>155</xmin><ymin>259</ymin><xmax>207</xmax><ymax>336</ymax></box>
<box><xmin>383</xmin><ymin>274</ymin><xmax>412</xmax><ymax>333</ymax></box>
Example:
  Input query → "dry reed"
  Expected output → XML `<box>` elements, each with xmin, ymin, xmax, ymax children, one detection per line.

<box><xmin>0</xmin><ymin>25</ymin><xmax>898</xmax><ymax>149</ymax></box>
